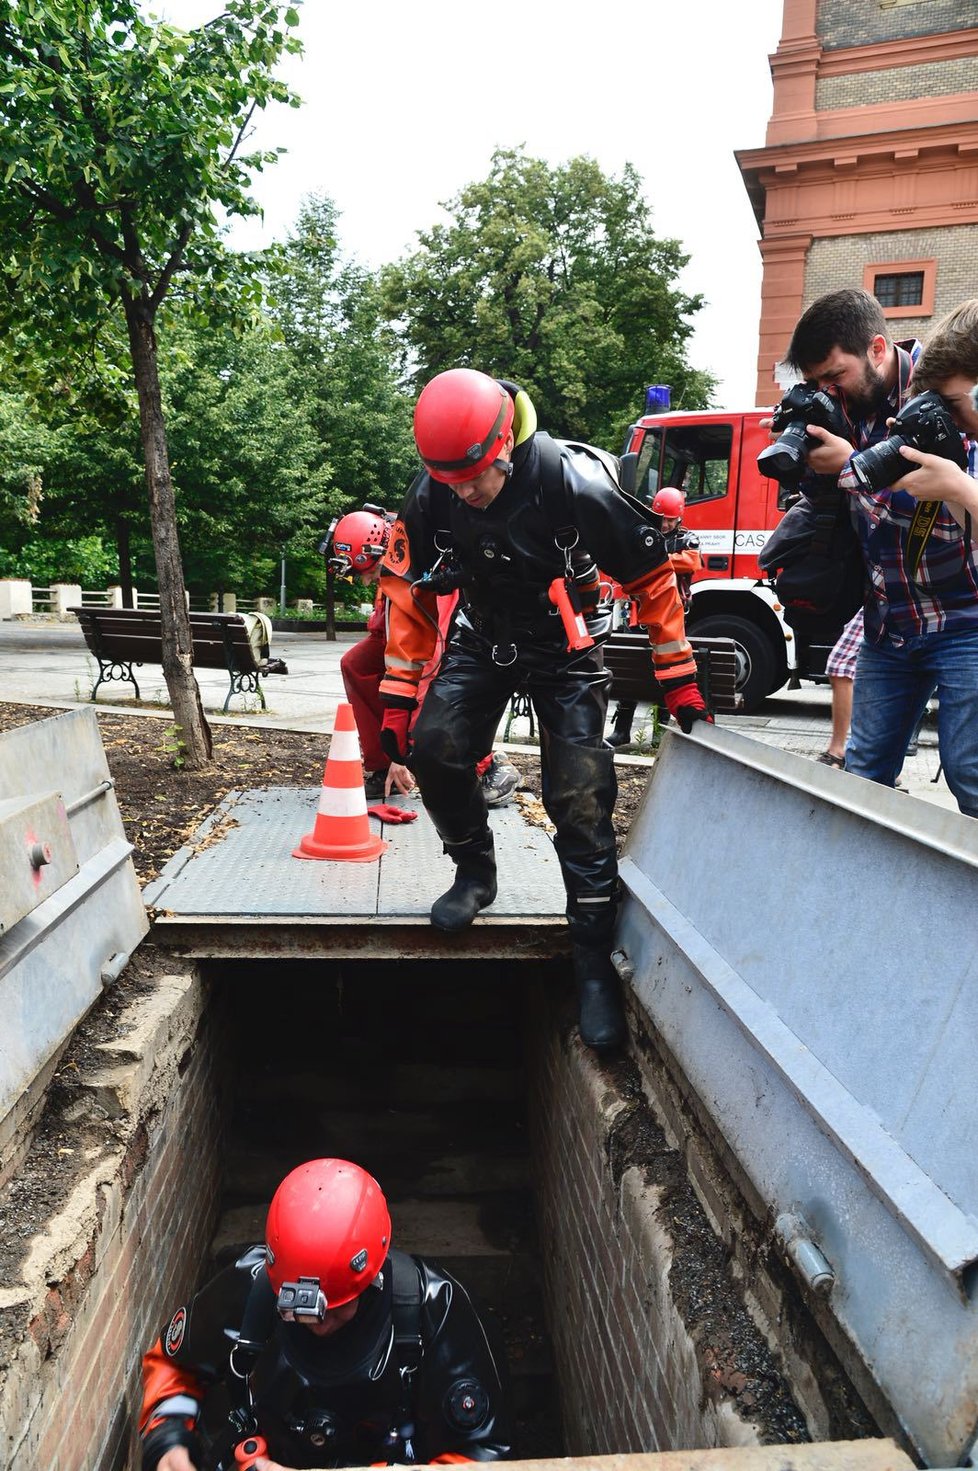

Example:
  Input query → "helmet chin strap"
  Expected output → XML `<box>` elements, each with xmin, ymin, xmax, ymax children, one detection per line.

<box><xmin>492</xmin><ymin>457</ymin><xmax>514</xmax><ymax>478</ymax></box>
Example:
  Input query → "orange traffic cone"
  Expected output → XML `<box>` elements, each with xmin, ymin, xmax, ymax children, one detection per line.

<box><xmin>293</xmin><ymin>702</ymin><xmax>388</xmax><ymax>862</ymax></box>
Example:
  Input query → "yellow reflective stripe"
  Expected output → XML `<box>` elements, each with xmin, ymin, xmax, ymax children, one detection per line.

<box><xmin>386</xmin><ymin>655</ymin><xmax>427</xmax><ymax>672</ymax></box>
<box><xmin>652</xmin><ymin>639</ymin><xmax>689</xmax><ymax>655</ymax></box>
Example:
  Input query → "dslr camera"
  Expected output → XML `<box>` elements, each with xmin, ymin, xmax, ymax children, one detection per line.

<box><xmin>757</xmin><ymin>383</ymin><xmax>849</xmax><ymax>489</ymax></box>
<box><xmin>849</xmin><ymin>389</ymin><xmax>967</xmax><ymax>493</ymax></box>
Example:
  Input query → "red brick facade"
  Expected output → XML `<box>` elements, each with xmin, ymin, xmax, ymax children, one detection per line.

<box><xmin>737</xmin><ymin>1</ymin><xmax>978</xmax><ymax>403</ymax></box>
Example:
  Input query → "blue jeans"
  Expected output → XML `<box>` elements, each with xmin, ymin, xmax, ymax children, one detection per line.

<box><xmin>846</xmin><ymin>627</ymin><xmax>978</xmax><ymax>817</ymax></box>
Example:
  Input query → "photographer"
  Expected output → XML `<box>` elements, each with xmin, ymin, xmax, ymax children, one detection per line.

<box><xmin>778</xmin><ymin>288</ymin><xmax>978</xmax><ymax>816</ymax></box>
<box><xmin>892</xmin><ymin>298</ymin><xmax>978</xmax><ymax>538</ymax></box>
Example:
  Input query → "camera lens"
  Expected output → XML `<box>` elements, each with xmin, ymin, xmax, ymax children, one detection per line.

<box><xmin>849</xmin><ymin>436</ymin><xmax>909</xmax><ymax>493</ymax></box>
<box><xmin>757</xmin><ymin>422</ymin><xmax>812</xmax><ymax>487</ymax></box>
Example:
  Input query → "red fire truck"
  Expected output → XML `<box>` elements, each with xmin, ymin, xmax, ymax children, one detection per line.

<box><xmin>618</xmin><ymin>388</ymin><xmax>842</xmax><ymax>712</ymax></box>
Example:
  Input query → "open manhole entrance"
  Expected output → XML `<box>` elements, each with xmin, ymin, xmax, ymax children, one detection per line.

<box><xmin>1</xmin><ymin>944</ymin><xmax>889</xmax><ymax>1471</ymax></box>
<box><xmin>204</xmin><ymin>957</ymin><xmax>563</xmax><ymax>1463</ymax></box>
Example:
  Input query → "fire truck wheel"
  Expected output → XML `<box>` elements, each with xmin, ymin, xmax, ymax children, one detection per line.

<box><xmin>690</xmin><ymin>614</ymin><xmax>777</xmax><ymax>713</ymax></box>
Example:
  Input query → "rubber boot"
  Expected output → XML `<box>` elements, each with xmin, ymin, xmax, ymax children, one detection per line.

<box><xmin>431</xmin><ymin>833</ymin><xmax>497</xmax><ymax>933</ymax></box>
<box><xmin>572</xmin><ymin>945</ymin><xmax>627</xmax><ymax>1052</ymax></box>
<box><xmin>606</xmin><ymin>701</ymin><xmax>636</xmax><ymax>749</ymax></box>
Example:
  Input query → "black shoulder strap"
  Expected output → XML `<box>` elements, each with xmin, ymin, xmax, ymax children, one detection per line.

<box><xmin>534</xmin><ymin>432</ymin><xmax>576</xmax><ymax>538</ymax></box>
<box><xmin>231</xmin><ymin>1251</ymin><xmax>278</xmax><ymax>1355</ymax></box>
<box><xmin>391</xmin><ymin>1250</ymin><xmax>424</xmax><ymax>1376</ymax></box>
<box><xmin>428</xmin><ymin>474</ymin><xmax>453</xmax><ymax>540</ymax></box>
<box><xmin>222</xmin><ymin>1254</ymin><xmax>278</xmax><ymax>1439</ymax></box>
<box><xmin>805</xmin><ymin>479</ymin><xmax>850</xmax><ymax>559</ymax></box>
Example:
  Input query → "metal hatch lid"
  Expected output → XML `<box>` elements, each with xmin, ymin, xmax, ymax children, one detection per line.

<box><xmin>145</xmin><ymin>787</ymin><xmax>570</xmax><ymax>959</ymax></box>
<box><xmin>0</xmin><ymin>709</ymin><xmax>147</xmax><ymax>1182</ymax></box>
<box><xmin>615</xmin><ymin>723</ymin><xmax>978</xmax><ymax>1467</ymax></box>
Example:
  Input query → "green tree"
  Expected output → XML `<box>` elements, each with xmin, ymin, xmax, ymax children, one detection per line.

<box><xmin>161</xmin><ymin>313</ymin><xmax>333</xmax><ymax>596</ymax></box>
<box><xmin>0</xmin><ymin>0</ymin><xmax>302</xmax><ymax>765</ymax></box>
<box><xmin>0</xmin><ymin>388</ymin><xmax>50</xmax><ymax>532</ymax></box>
<box><xmin>270</xmin><ymin>194</ymin><xmax>417</xmax><ymax>513</ymax></box>
<box><xmin>1</xmin><ymin>309</ymin><xmax>330</xmax><ymax>605</ymax></box>
<box><xmin>266</xmin><ymin>193</ymin><xmax>418</xmax><ymax>634</ymax></box>
<box><xmin>381</xmin><ymin>148</ymin><xmax>715</xmax><ymax>448</ymax></box>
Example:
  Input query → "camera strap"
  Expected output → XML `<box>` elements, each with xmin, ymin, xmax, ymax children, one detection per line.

<box><xmin>906</xmin><ymin>499</ymin><xmax>943</xmax><ymax>582</ymax></box>
<box><xmin>896</xmin><ymin>342</ymin><xmax>940</xmax><ymax>583</ymax></box>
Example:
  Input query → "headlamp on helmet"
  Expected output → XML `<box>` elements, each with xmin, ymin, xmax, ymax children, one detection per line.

<box><xmin>277</xmin><ymin>1275</ymin><xmax>329</xmax><ymax>1322</ymax></box>
<box><xmin>265</xmin><ymin>1159</ymin><xmax>392</xmax><ymax>1310</ymax></box>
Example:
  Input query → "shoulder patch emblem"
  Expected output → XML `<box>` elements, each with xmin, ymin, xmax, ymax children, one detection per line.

<box><xmin>164</xmin><ymin>1306</ymin><xmax>187</xmax><ymax>1357</ymax></box>
<box><xmin>383</xmin><ymin>520</ymin><xmax>410</xmax><ymax>576</ymax></box>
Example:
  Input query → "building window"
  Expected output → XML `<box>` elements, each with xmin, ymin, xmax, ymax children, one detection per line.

<box><xmin>863</xmin><ymin>258</ymin><xmax>936</xmax><ymax>320</ymax></box>
<box><xmin>874</xmin><ymin>272</ymin><xmax>923</xmax><ymax>309</ymax></box>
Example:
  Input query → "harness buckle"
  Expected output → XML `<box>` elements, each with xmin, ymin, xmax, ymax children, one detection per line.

<box><xmin>491</xmin><ymin>642</ymin><xmax>518</xmax><ymax>667</ymax></box>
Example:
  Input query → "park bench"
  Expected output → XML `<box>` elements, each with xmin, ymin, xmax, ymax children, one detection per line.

<box><xmin>603</xmin><ymin>631</ymin><xmax>743</xmax><ymax>718</ymax></box>
<box><xmin>69</xmin><ymin>607</ymin><xmax>288</xmax><ymax>712</ymax></box>
<box><xmin>504</xmin><ymin>633</ymin><xmax>742</xmax><ymax>740</ymax></box>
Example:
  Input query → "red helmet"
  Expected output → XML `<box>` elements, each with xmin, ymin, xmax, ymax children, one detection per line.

<box><xmin>265</xmin><ymin>1159</ymin><xmax>392</xmax><ymax>1314</ymax></box>
<box><xmin>414</xmin><ymin>369</ymin><xmax>515</xmax><ymax>485</ymax></box>
<box><xmin>652</xmin><ymin>487</ymin><xmax>685</xmax><ymax>518</ymax></box>
<box><xmin>327</xmin><ymin>509</ymin><xmax>390</xmax><ymax>576</ymax></box>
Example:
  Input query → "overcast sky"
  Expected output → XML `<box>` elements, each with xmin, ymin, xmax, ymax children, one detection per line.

<box><xmin>161</xmin><ymin>0</ymin><xmax>785</xmax><ymax>413</ymax></box>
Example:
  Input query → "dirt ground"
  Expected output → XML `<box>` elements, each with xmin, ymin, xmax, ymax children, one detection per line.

<box><xmin>0</xmin><ymin>701</ymin><xmax>652</xmax><ymax>884</ymax></box>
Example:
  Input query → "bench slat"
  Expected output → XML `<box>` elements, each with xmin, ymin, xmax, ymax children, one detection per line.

<box><xmin>604</xmin><ymin>631</ymin><xmax>743</xmax><ymax>714</ymax></box>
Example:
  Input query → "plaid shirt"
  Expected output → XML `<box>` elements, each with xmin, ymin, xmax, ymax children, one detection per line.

<box><xmin>835</xmin><ymin>341</ymin><xmax>978</xmax><ymax>644</ymax></box>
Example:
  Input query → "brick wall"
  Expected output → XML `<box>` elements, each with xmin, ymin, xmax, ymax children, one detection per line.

<box><xmin>817</xmin><ymin>56</ymin><xmax>978</xmax><ymax>110</ymax></box>
<box><xmin>0</xmin><ymin>959</ymin><xmax>233</xmax><ymax>1471</ymax></box>
<box><xmin>525</xmin><ymin>981</ymin><xmax>823</xmax><ymax>1457</ymax></box>
<box><xmin>804</xmin><ymin>224</ymin><xmax>978</xmax><ymax>336</ymax></box>
<box><xmin>817</xmin><ymin>0</ymin><xmax>971</xmax><ymax>49</ymax></box>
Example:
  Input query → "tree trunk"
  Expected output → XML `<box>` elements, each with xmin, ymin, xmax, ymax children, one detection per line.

<box><xmin>116</xmin><ymin>514</ymin><xmax>134</xmax><ymax>608</ymax></box>
<box><xmin>123</xmin><ymin>294</ymin><xmax>213</xmax><ymax>767</ymax></box>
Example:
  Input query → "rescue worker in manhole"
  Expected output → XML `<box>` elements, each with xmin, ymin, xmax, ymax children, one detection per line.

<box><xmin>138</xmin><ymin>1158</ymin><xmax>513</xmax><ymax>1470</ymax></box>
<box><xmin>377</xmin><ymin>368</ymin><xmax>711</xmax><ymax>1052</ymax></box>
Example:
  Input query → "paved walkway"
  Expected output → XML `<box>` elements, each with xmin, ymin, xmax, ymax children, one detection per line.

<box><xmin>0</xmin><ymin>618</ymin><xmax>958</xmax><ymax>816</ymax></box>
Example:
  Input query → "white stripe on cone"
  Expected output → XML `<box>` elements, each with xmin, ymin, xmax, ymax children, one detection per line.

<box><xmin>318</xmin><ymin>787</ymin><xmax>369</xmax><ymax>818</ymax></box>
<box><xmin>329</xmin><ymin>729</ymin><xmax>362</xmax><ymax>762</ymax></box>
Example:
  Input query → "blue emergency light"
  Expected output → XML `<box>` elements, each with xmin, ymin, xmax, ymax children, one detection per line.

<box><xmin>644</xmin><ymin>384</ymin><xmax>671</xmax><ymax>413</ymax></box>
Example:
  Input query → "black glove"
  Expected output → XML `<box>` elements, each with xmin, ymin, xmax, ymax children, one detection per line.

<box><xmin>663</xmin><ymin>682</ymin><xmax>713</xmax><ymax>734</ymax></box>
<box><xmin>141</xmin><ymin>1419</ymin><xmax>201</xmax><ymax>1471</ymax></box>
<box><xmin>676</xmin><ymin>704</ymin><xmax>713</xmax><ymax>734</ymax></box>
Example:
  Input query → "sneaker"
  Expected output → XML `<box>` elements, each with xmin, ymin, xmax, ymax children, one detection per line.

<box><xmin>364</xmin><ymin>769</ymin><xmax>388</xmax><ymax>800</ymax></box>
<box><xmin>481</xmin><ymin>756</ymin><xmax>519</xmax><ymax>808</ymax></box>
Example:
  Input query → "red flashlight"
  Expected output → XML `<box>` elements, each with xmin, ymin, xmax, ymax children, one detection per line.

<box><xmin>234</xmin><ymin>1434</ymin><xmax>268</xmax><ymax>1469</ymax></box>
<box><xmin>548</xmin><ymin>577</ymin><xmax>594</xmax><ymax>652</ymax></box>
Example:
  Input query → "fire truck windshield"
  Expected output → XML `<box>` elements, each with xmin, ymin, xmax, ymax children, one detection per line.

<box><xmin>634</xmin><ymin>423</ymin><xmax>734</xmax><ymax>507</ymax></box>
